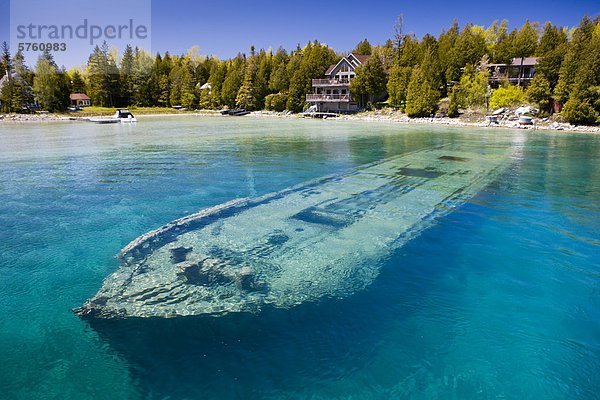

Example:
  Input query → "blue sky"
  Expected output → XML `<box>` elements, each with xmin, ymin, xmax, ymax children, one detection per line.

<box><xmin>0</xmin><ymin>0</ymin><xmax>598</xmax><ymax>67</ymax></box>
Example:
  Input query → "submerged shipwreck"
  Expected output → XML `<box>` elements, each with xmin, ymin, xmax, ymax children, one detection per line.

<box><xmin>75</xmin><ymin>144</ymin><xmax>513</xmax><ymax>319</ymax></box>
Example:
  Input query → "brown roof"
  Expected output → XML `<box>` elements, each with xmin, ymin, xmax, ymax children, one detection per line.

<box><xmin>325</xmin><ymin>64</ymin><xmax>336</xmax><ymax>75</ymax></box>
<box><xmin>70</xmin><ymin>93</ymin><xmax>90</xmax><ymax>100</ymax></box>
<box><xmin>351</xmin><ymin>54</ymin><xmax>371</xmax><ymax>64</ymax></box>
<box><xmin>487</xmin><ymin>57</ymin><xmax>538</xmax><ymax>67</ymax></box>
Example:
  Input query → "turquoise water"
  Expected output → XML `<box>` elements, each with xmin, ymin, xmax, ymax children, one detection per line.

<box><xmin>0</xmin><ymin>117</ymin><xmax>598</xmax><ymax>399</ymax></box>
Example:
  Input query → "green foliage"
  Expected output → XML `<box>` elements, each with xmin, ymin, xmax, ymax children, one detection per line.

<box><xmin>405</xmin><ymin>63</ymin><xmax>440</xmax><ymax>117</ymax></box>
<box><xmin>555</xmin><ymin>17</ymin><xmax>595</xmax><ymax>104</ymax></box>
<box><xmin>561</xmin><ymin>97</ymin><xmax>598</xmax><ymax>125</ymax></box>
<box><xmin>447</xmin><ymin>86</ymin><xmax>460</xmax><ymax>117</ymax></box>
<box><xmin>69</xmin><ymin>70</ymin><xmax>86</xmax><ymax>93</ymax></box>
<box><xmin>455</xmin><ymin>64</ymin><xmax>489</xmax><ymax>108</ymax></box>
<box><xmin>286</xmin><ymin>42</ymin><xmax>337</xmax><ymax>112</ymax></box>
<box><xmin>221</xmin><ymin>55</ymin><xmax>245</xmax><ymax>108</ymax></box>
<box><xmin>33</xmin><ymin>50</ymin><xmax>69</xmax><ymax>112</ymax></box>
<box><xmin>489</xmin><ymin>85</ymin><xmax>526</xmax><ymax>109</ymax></box>
<box><xmin>526</xmin><ymin>74</ymin><xmax>552</xmax><ymax>111</ymax></box>
<box><xmin>535</xmin><ymin>22</ymin><xmax>567</xmax><ymax>89</ymax></box>
<box><xmin>353</xmin><ymin>39</ymin><xmax>372</xmax><ymax>55</ymax></box>
<box><xmin>119</xmin><ymin>45</ymin><xmax>134</xmax><ymax>105</ymax></box>
<box><xmin>264</xmin><ymin>93</ymin><xmax>288</xmax><ymax>111</ymax></box>
<box><xmin>513</xmin><ymin>20</ymin><xmax>538</xmax><ymax>58</ymax></box>
<box><xmin>1</xmin><ymin>16</ymin><xmax>598</xmax><ymax>123</ymax></box>
<box><xmin>86</xmin><ymin>42</ymin><xmax>120</xmax><ymax>107</ymax></box>
<box><xmin>170</xmin><ymin>56</ymin><xmax>197</xmax><ymax>109</ymax></box>
<box><xmin>350</xmin><ymin>55</ymin><xmax>387</xmax><ymax>108</ymax></box>
<box><xmin>236</xmin><ymin>47</ymin><xmax>259</xmax><ymax>110</ymax></box>
<box><xmin>386</xmin><ymin>65</ymin><xmax>412</xmax><ymax>110</ymax></box>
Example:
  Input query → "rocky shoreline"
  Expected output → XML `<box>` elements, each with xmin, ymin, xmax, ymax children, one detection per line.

<box><xmin>1</xmin><ymin>110</ymin><xmax>598</xmax><ymax>134</ymax></box>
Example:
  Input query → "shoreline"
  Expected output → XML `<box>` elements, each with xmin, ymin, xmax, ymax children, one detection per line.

<box><xmin>1</xmin><ymin>110</ymin><xmax>598</xmax><ymax>134</ymax></box>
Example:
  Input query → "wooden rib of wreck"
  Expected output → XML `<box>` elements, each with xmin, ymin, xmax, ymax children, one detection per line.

<box><xmin>75</xmin><ymin>143</ymin><xmax>515</xmax><ymax>319</ymax></box>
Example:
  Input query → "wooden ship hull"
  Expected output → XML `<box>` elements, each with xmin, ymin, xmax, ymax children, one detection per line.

<box><xmin>75</xmin><ymin>144</ymin><xmax>514</xmax><ymax>319</ymax></box>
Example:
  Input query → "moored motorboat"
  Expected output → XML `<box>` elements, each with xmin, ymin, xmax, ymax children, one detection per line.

<box><xmin>220</xmin><ymin>109</ymin><xmax>250</xmax><ymax>116</ymax></box>
<box><xmin>89</xmin><ymin>109</ymin><xmax>137</xmax><ymax>124</ymax></box>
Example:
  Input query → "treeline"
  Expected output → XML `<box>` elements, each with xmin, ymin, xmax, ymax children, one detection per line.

<box><xmin>0</xmin><ymin>41</ymin><xmax>338</xmax><ymax>114</ymax></box>
<box><xmin>0</xmin><ymin>15</ymin><xmax>599</xmax><ymax>125</ymax></box>
<box><xmin>377</xmin><ymin>16</ymin><xmax>599</xmax><ymax>124</ymax></box>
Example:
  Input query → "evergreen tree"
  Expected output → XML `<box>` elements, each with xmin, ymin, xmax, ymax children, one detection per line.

<box><xmin>555</xmin><ymin>16</ymin><xmax>595</xmax><ymax>104</ymax></box>
<box><xmin>120</xmin><ymin>44</ymin><xmax>135</xmax><ymax>106</ymax></box>
<box><xmin>33</xmin><ymin>50</ymin><xmax>68</xmax><ymax>112</ymax></box>
<box><xmin>484</xmin><ymin>20</ymin><xmax>509</xmax><ymax>62</ymax></box>
<box><xmin>169</xmin><ymin>55</ymin><xmax>197</xmax><ymax>108</ymax></box>
<box><xmin>405</xmin><ymin>50</ymin><xmax>441</xmax><ymax>117</ymax></box>
<box><xmin>513</xmin><ymin>20</ymin><xmax>539</xmax><ymax>85</ymax></box>
<box><xmin>0</xmin><ymin>42</ymin><xmax>13</xmax><ymax>112</ymax></box>
<box><xmin>69</xmin><ymin>70</ymin><xmax>86</xmax><ymax>93</ymax></box>
<box><xmin>207</xmin><ymin>60</ymin><xmax>228</xmax><ymax>108</ymax></box>
<box><xmin>386</xmin><ymin>65</ymin><xmax>412</xmax><ymax>110</ymax></box>
<box><xmin>86</xmin><ymin>42</ymin><xmax>120</xmax><ymax>107</ymax></box>
<box><xmin>221</xmin><ymin>55</ymin><xmax>245</xmax><ymax>108</ymax></box>
<box><xmin>455</xmin><ymin>64</ymin><xmax>489</xmax><ymax>109</ymax></box>
<box><xmin>561</xmin><ymin>19</ymin><xmax>600</xmax><ymax>125</ymax></box>
<box><xmin>269</xmin><ymin>47</ymin><xmax>290</xmax><ymax>93</ymax></box>
<box><xmin>526</xmin><ymin>74</ymin><xmax>552</xmax><ymax>112</ymax></box>
<box><xmin>236</xmin><ymin>46</ymin><xmax>259</xmax><ymax>110</ymax></box>
<box><xmin>350</xmin><ymin>55</ymin><xmax>387</xmax><ymax>108</ymax></box>
<box><xmin>131</xmin><ymin>47</ymin><xmax>153</xmax><ymax>106</ymax></box>
<box><xmin>438</xmin><ymin>21</ymin><xmax>460</xmax><ymax>93</ymax></box>
<box><xmin>286</xmin><ymin>42</ymin><xmax>337</xmax><ymax>112</ymax></box>
<box><xmin>535</xmin><ymin>22</ymin><xmax>567</xmax><ymax>90</ymax></box>
<box><xmin>353</xmin><ymin>39</ymin><xmax>372</xmax><ymax>55</ymax></box>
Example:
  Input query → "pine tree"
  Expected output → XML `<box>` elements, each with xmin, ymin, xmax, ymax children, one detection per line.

<box><xmin>236</xmin><ymin>46</ymin><xmax>259</xmax><ymax>110</ymax></box>
<box><xmin>120</xmin><ymin>45</ymin><xmax>135</xmax><ymax>106</ymax></box>
<box><xmin>513</xmin><ymin>20</ymin><xmax>539</xmax><ymax>85</ymax></box>
<box><xmin>353</xmin><ymin>39</ymin><xmax>372</xmax><ymax>55</ymax></box>
<box><xmin>86</xmin><ymin>42</ymin><xmax>120</xmax><ymax>107</ymax></box>
<box><xmin>386</xmin><ymin>65</ymin><xmax>412</xmax><ymax>110</ymax></box>
<box><xmin>70</xmin><ymin>70</ymin><xmax>86</xmax><ymax>93</ymax></box>
<box><xmin>555</xmin><ymin>17</ymin><xmax>595</xmax><ymax>104</ymax></box>
<box><xmin>526</xmin><ymin>74</ymin><xmax>552</xmax><ymax>112</ymax></box>
<box><xmin>131</xmin><ymin>47</ymin><xmax>153</xmax><ymax>106</ymax></box>
<box><xmin>350</xmin><ymin>54</ymin><xmax>387</xmax><ymax>108</ymax></box>
<box><xmin>561</xmin><ymin>19</ymin><xmax>600</xmax><ymax>125</ymax></box>
<box><xmin>33</xmin><ymin>50</ymin><xmax>68</xmax><ymax>112</ymax></box>
<box><xmin>269</xmin><ymin>47</ymin><xmax>289</xmax><ymax>93</ymax></box>
<box><xmin>405</xmin><ymin>50</ymin><xmax>441</xmax><ymax>117</ymax></box>
<box><xmin>455</xmin><ymin>64</ymin><xmax>489</xmax><ymax>109</ymax></box>
<box><xmin>535</xmin><ymin>22</ymin><xmax>567</xmax><ymax>90</ymax></box>
<box><xmin>221</xmin><ymin>55</ymin><xmax>245</xmax><ymax>108</ymax></box>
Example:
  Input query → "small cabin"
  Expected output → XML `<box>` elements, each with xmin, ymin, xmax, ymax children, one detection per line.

<box><xmin>70</xmin><ymin>93</ymin><xmax>91</xmax><ymax>107</ymax></box>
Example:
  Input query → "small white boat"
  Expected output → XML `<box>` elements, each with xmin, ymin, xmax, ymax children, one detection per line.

<box><xmin>89</xmin><ymin>110</ymin><xmax>137</xmax><ymax>124</ymax></box>
<box><xmin>518</xmin><ymin>116</ymin><xmax>533</xmax><ymax>125</ymax></box>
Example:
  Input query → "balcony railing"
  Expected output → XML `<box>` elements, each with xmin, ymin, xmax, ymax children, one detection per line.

<box><xmin>312</xmin><ymin>79</ymin><xmax>350</xmax><ymax>86</ymax></box>
<box><xmin>306</xmin><ymin>94</ymin><xmax>351</xmax><ymax>102</ymax></box>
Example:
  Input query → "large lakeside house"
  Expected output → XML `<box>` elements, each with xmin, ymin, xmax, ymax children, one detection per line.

<box><xmin>306</xmin><ymin>53</ymin><xmax>370</xmax><ymax>113</ymax></box>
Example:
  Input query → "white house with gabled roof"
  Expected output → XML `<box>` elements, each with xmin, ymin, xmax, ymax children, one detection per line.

<box><xmin>306</xmin><ymin>53</ymin><xmax>370</xmax><ymax>113</ymax></box>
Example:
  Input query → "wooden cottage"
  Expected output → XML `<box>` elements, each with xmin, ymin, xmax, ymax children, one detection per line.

<box><xmin>306</xmin><ymin>53</ymin><xmax>370</xmax><ymax>113</ymax></box>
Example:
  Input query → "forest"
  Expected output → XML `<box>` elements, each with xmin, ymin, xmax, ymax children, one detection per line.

<box><xmin>0</xmin><ymin>15</ymin><xmax>598</xmax><ymax>125</ymax></box>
